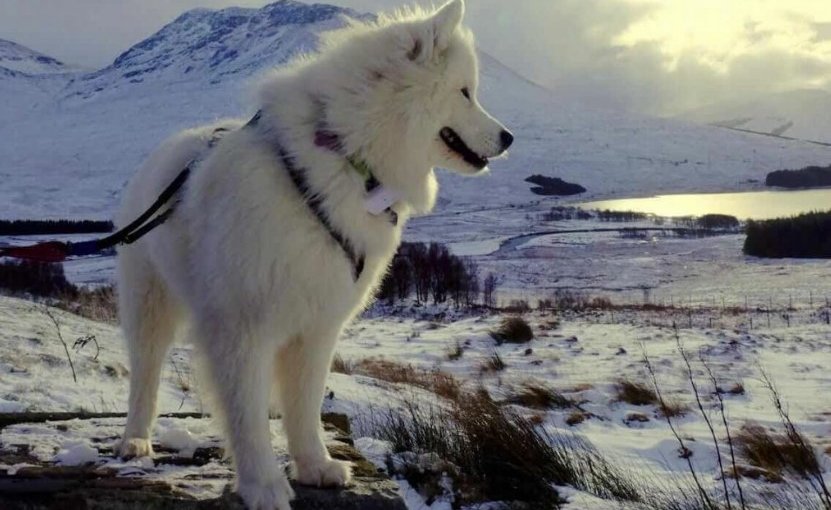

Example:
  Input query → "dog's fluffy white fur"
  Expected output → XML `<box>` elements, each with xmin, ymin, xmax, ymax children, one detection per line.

<box><xmin>116</xmin><ymin>1</ymin><xmax>511</xmax><ymax>508</ymax></box>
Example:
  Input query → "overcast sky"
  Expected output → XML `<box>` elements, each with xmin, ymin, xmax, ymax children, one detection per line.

<box><xmin>2</xmin><ymin>0</ymin><xmax>830</xmax><ymax>115</ymax></box>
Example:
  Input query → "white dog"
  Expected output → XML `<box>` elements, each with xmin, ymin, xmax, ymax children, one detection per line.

<box><xmin>115</xmin><ymin>1</ymin><xmax>512</xmax><ymax>508</ymax></box>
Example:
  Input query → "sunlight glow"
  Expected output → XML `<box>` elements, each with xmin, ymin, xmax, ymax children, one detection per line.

<box><xmin>616</xmin><ymin>0</ymin><xmax>831</xmax><ymax>73</ymax></box>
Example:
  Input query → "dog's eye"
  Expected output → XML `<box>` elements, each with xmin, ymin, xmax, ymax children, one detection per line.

<box><xmin>461</xmin><ymin>87</ymin><xmax>471</xmax><ymax>100</ymax></box>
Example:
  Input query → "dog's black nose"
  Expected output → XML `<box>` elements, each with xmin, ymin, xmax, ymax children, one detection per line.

<box><xmin>499</xmin><ymin>130</ymin><xmax>514</xmax><ymax>150</ymax></box>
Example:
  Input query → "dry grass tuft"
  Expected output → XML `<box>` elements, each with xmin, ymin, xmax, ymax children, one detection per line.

<box><xmin>446</xmin><ymin>341</ymin><xmax>464</xmax><ymax>361</ymax></box>
<box><xmin>364</xmin><ymin>389</ymin><xmax>640</xmax><ymax>509</ymax></box>
<box><xmin>566</xmin><ymin>411</ymin><xmax>591</xmax><ymax>426</ymax></box>
<box><xmin>726</xmin><ymin>382</ymin><xmax>745</xmax><ymax>395</ymax></box>
<box><xmin>657</xmin><ymin>397</ymin><xmax>688</xmax><ymax>418</ymax></box>
<box><xmin>506</xmin><ymin>382</ymin><xmax>573</xmax><ymax>410</ymax></box>
<box><xmin>330</xmin><ymin>354</ymin><xmax>353</xmax><ymax>375</ymax></box>
<box><xmin>351</xmin><ymin>358</ymin><xmax>460</xmax><ymax>400</ymax></box>
<box><xmin>481</xmin><ymin>351</ymin><xmax>506</xmax><ymax>373</ymax></box>
<box><xmin>54</xmin><ymin>285</ymin><xmax>118</xmax><ymax>323</ymax></box>
<box><xmin>615</xmin><ymin>379</ymin><xmax>657</xmax><ymax>406</ymax></box>
<box><xmin>490</xmin><ymin>316</ymin><xmax>534</xmax><ymax>344</ymax></box>
<box><xmin>736</xmin><ymin>422</ymin><xmax>822</xmax><ymax>480</ymax></box>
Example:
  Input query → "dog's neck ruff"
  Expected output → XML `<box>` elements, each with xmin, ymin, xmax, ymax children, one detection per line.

<box><xmin>313</xmin><ymin>129</ymin><xmax>400</xmax><ymax>222</ymax></box>
<box><xmin>246</xmin><ymin>110</ymin><xmax>398</xmax><ymax>280</ymax></box>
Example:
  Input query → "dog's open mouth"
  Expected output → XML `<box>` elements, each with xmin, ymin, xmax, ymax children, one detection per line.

<box><xmin>440</xmin><ymin>127</ymin><xmax>488</xmax><ymax>169</ymax></box>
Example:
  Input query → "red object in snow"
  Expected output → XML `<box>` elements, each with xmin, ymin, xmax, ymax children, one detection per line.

<box><xmin>0</xmin><ymin>241</ymin><xmax>69</xmax><ymax>263</ymax></box>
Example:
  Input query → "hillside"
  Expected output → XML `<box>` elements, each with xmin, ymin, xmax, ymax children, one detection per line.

<box><xmin>679</xmin><ymin>89</ymin><xmax>831</xmax><ymax>145</ymax></box>
<box><xmin>1</xmin><ymin>1</ymin><xmax>831</xmax><ymax>220</ymax></box>
<box><xmin>0</xmin><ymin>39</ymin><xmax>75</xmax><ymax>76</ymax></box>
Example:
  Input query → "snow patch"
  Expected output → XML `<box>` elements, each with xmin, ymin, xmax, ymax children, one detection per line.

<box><xmin>53</xmin><ymin>440</ymin><xmax>99</xmax><ymax>466</ymax></box>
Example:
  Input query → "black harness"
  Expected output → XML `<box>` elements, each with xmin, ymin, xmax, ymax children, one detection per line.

<box><xmin>246</xmin><ymin>110</ymin><xmax>368</xmax><ymax>279</ymax></box>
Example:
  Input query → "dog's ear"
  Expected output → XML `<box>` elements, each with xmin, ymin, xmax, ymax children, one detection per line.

<box><xmin>407</xmin><ymin>0</ymin><xmax>464</xmax><ymax>63</ymax></box>
<box><xmin>432</xmin><ymin>0</ymin><xmax>465</xmax><ymax>52</ymax></box>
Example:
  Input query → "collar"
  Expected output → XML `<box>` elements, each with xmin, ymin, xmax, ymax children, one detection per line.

<box><xmin>314</xmin><ymin>129</ymin><xmax>399</xmax><ymax>225</ymax></box>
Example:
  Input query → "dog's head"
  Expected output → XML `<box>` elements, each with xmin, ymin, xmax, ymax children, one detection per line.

<box><xmin>270</xmin><ymin>0</ymin><xmax>513</xmax><ymax>212</ymax></box>
<box><xmin>394</xmin><ymin>0</ymin><xmax>514</xmax><ymax>175</ymax></box>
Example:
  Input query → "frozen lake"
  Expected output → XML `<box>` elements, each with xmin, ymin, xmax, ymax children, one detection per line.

<box><xmin>579</xmin><ymin>188</ymin><xmax>831</xmax><ymax>219</ymax></box>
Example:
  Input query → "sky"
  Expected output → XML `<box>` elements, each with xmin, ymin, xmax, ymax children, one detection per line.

<box><xmin>1</xmin><ymin>0</ymin><xmax>830</xmax><ymax>115</ymax></box>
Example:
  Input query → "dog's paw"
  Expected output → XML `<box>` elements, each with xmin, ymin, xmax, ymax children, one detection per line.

<box><xmin>237</xmin><ymin>474</ymin><xmax>294</xmax><ymax>510</ymax></box>
<box><xmin>118</xmin><ymin>437</ymin><xmax>154</xmax><ymax>459</ymax></box>
<box><xmin>291</xmin><ymin>457</ymin><xmax>352</xmax><ymax>488</ymax></box>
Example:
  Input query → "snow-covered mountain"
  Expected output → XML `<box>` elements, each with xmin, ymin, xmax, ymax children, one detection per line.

<box><xmin>65</xmin><ymin>1</ymin><xmax>365</xmax><ymax>102</ymax></box>
<box><xmin>679</xmin><ymin>89</ymin><xmax>831</xmax><ymax>144</ymax></box>
<box><xmin>0</xmin><ymin>39</ymin><xmax>75</xmax><ymax>76</ymax></box>
<box><xmin>1</xmin><ymin>0</ymin><xmax>831</xmax><ymax>220</ymax></box>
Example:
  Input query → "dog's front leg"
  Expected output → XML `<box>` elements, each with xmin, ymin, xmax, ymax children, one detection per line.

<box><xmin>275</xmin><ymin>330</ymin><xmax>351</xmax><ymax>487</ymax></box>
<box><xmin>200</xmin><ymin>319</ymin><xmax>294</xmax><ymax>510</ymax></box>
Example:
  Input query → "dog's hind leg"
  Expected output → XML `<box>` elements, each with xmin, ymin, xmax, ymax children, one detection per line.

<box><xmin>275</xmin><ymin>329</ymin><xmax>351</xmax><ymax>487</ymax></box>
<box><xmin>199</xmin><ymin>318</ymin><xmax>294</xmax><ymax>510</ymax></box>
<box><xmin>118</xmin><ymin>255</ymin><xmax>179</xmax><ymax>459</ymax></box>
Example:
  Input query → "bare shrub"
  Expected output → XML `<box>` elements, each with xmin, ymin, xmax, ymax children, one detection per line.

<box><xmin>40</xmin><ymin>306</ymin><xmax>77</xmax><ymax>383</ymax></box>
<box><xmin>0</xmin><ymin>260</ymin><xmax>76</xmax><ymax>298</ymax></box>
<box><xmin>482</xmin><ymin>273</ymin><xmax>498</xmax><ymax>308</ymax></box>
<box><xmin>490</xmin><ymin>316</ymin><xmax>534</xmax><ymax>344</ymax></box>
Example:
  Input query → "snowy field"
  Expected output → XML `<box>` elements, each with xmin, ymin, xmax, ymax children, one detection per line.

<box><xmin>0</xmin><ymin>281</ymin><xmax>829</xmax><ymax>508</ymax></box>
<box><xmin>3</xmin><ymin>191</ymin><xmax>831</xmax><ymax>509</ymax></box>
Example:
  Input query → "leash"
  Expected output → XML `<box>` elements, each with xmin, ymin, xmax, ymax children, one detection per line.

<box><xmin>3</xmin><ymin>111</ymin><xmax>399</xmax><ymax>283</ymax></box>
<box><xmin>0</xmin><ymin>166</ymin><xmax>191</xmax><ymax>263</ymax></box>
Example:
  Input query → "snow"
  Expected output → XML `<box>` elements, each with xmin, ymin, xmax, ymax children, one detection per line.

<box><xmin>0</xmin><ymin>295</ymin><xmax>195</xmax><ymax>413</ymax></box>
<box><xmin>156</xmin><ymin>419</ymin><xmax>200</xmax><ymax>457</ymax></box>
<box><xmin>0</xmin><ymin>39</ymin><xmax>75</xmax><ymax>76</ymax></box>
<box><xmin>53</xmin><ymin>440</ymin><xmax>99</xmax><ymax>466</ymax></box>
<box><xmin>680</xmin><ymin>88</ymin><xmax>831</xmax><ymax>145</ymax></box>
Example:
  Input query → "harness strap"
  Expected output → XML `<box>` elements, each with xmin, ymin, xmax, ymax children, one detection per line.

<box><xmin>247</xmin><ymin>111</ymin><xmax>366</xmax><ymax>280</ymax></box>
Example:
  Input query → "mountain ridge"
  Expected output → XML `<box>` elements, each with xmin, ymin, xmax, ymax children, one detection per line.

<box><xmin>1</xmin><ymin>1</ymin><xmax>830</xmax><ymax>220</ymax></box>
<box><xmin>0</xmin><ymin>38</ymin><xmax>76</xmax><ymax>76</ymax></box>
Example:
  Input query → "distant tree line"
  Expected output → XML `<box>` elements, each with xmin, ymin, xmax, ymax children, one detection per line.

<box><xmin>540</xmin><ymin>206</ymin><xmax>592</xmax><ymax>222</ymax></box>
<box><xmin>377</xmin><ymin>242</ymin><xmax>496</xmax><ymax>308</ymax></box>
<box><xmin>744</xmin><ymin>211</ymin><xmax>831</xmax><ymax>258</ymax></box>
<box><xmin>766</xmin><ymin>164</ymin><xmax>831</xmax><ymax>189</ymax></box>
<box><xmin>673</xmin><ymin>214</ymin><xmax>741</xmax><ymax>231</ymax></box>
<box><xmin>0</xmin><ymin>219</ymin><xmax>113</xmax><ymax>236</ymax></box>
<box><xmin>596</xmin><ymin>210</ymin><xmax>650</xmax><ymax>222</ymax></box>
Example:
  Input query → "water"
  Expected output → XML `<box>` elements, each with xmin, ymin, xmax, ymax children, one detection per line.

<box><xmin>579</xmin><ymin>189</ymin><xmax>831</xmax><ymax>220</ymax></box>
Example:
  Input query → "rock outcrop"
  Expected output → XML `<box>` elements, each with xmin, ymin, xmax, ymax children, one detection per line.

<box><xmin>0</xmin><ymin>412</ymin><xmax>405</xmax><ymax>510</ymax></box>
